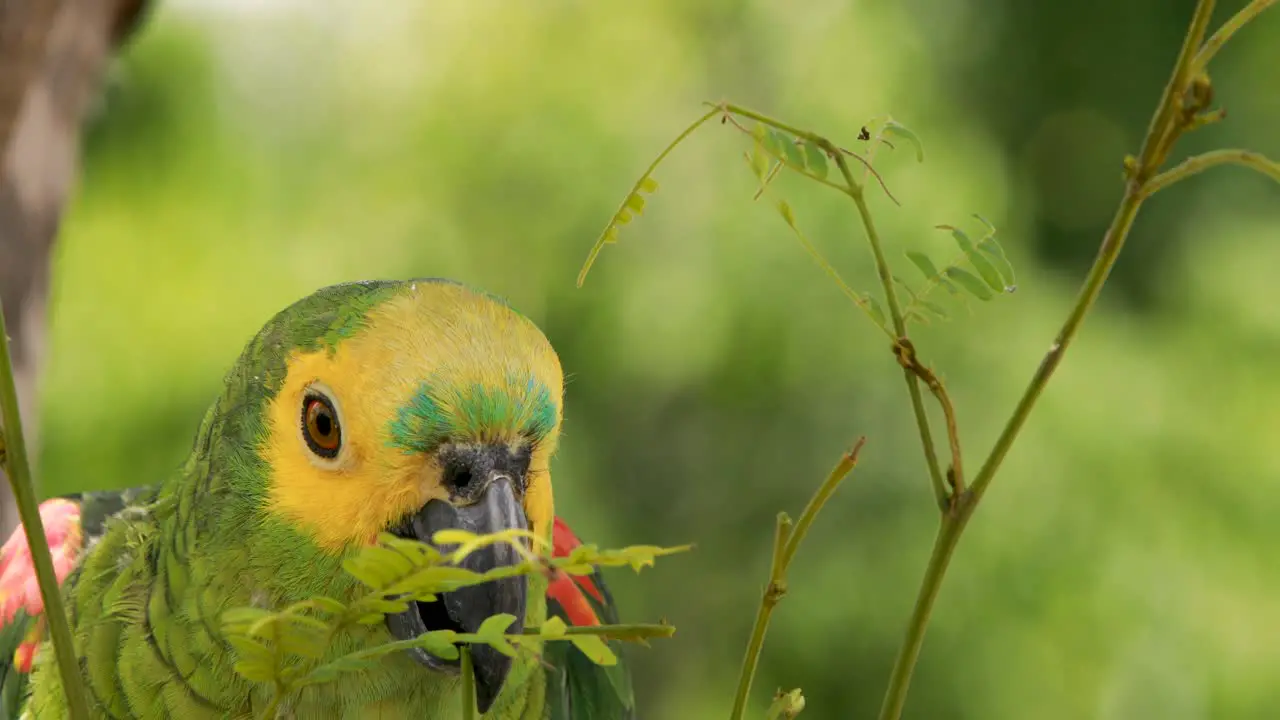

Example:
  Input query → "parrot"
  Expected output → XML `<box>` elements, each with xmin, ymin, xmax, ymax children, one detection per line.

<box><xmin>0</xmin><ymin>278</ymin><xmax>636</xmax><ymax>719</ymax></box>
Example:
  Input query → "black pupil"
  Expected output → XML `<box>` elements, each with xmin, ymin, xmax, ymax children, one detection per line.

<box><xmin>313</xmin><ymin>407</ymin><xmax>332</xmax><ymax>436</ymax></box>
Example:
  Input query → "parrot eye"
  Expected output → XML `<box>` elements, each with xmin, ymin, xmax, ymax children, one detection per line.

<box><xmin>301</xmin><ymin>392</ymin><xmax>342</xmax><ymax>458</ymax></box>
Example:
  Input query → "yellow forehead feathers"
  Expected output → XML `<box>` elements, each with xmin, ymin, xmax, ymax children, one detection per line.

<box><xmin>262</xmin><ymin>282</ymin><xmax>563</xmax><ymax>551</ymax></box>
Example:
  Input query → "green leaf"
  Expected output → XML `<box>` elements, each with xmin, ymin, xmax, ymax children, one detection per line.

<box><xmin>540</xmin><ymin>616</ymin><xmax>568</xmax><ymax>638</ymax></box>
<box><xmin>977</xmin><ymin>237</ymin><xmax>1017</xmax><ymax>291</ymax></box>
<box><xmin>764</xmin><ymin>129</ymin><xmax>787</xmax><ymax>158</ymax></box>
<box><xmin>418</xmin><ymin>631</ymin><xmax>460</xmax><ymax>660</ymax></box>
<box><xmin>638</xmin><ymin>177</ymin><xmax>659</xmax><ymax>193</ymax></box>
<box><xmin>476</xmin><ymin>614</ymin><xmax>518</xmax><ymax>639</ymax></box>
<box><xmin>942</xmin><ymin>225</ymin><xmax>974</xmax><ymax>254</ymax></box>
<box><xmin>781</xmin><ymin>137</ymin><xmax>805</xmax><ymax>169</ymax></box>
<box><xmin>906</xmin><ymin>251</ymin><xmax>940</xmax><ymax>281</ymax></box>
<box><xmin>567</xmin><ymin>634</ymin><xmax>617</xmax><ymax>666</ymax></box>
<box><xmin>966</xmin><ymin>250</ymin><xmax>1006</xmax><ymax>293</ymax></box>
<box><xmin>972</xmin><ymin>212</ymin><xmax>996</xmax><ymax>233</ymax></box>
<box><xmin>625</xmin><ymin>192</ymin><xmax>645</xmax><ymax>214</ymax></box>
<box><xmin>883</xmin><ymin>120</ymin><xmax>925</xmax><ymax>162</ymax></box>
<box><xmin>802</xmin><ymin>140</ymin><xmax>829</xmax><ymax>179</ymax></box>
<box><xmin>945</xmin><ymin>267</ymin><xmax>994</xmax><ymax>300</ymax></box>
<box><xmin>777</xmin><ymin>200</ymin><xmax>797</xmax><ymax>229</ymax></box>
<box><xmin>342</xmin><ymin>555</ymin><xmax>391</xmax><ymax>590</ymax></box>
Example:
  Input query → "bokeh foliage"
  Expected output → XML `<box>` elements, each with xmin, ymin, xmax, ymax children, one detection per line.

<box><xmin>35</xmin><ymin>1</ymin><xmax>1280</xmax><ymax>718</ymax></box>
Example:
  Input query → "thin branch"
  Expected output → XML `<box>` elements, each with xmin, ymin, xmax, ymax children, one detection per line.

<box><xmin>518</xmin><ymin>622</ymin><xmax>676</xmax><ymax>640</ymax></box>
<box><xmin>1144</xmin><ymin>148</ymin><xmax>1280</xmax><ymax>197</ymax></box>
<box><xmin>0</xmin><ymin>299</ymin><xmax>92</xmax><ymax>719</ymax></box>
<box><xmin>894</xmin><ymin>341</ymin><xmax>963</xmax><ymax>497</ymax></box>
<box><xmin>729</xmin><ymin>439</ymin><xmax>866</xmax><ymax>720</ymax></box>
<box><xmin>1193</xmin><ymin>0</ymin><xmax>1278</xmax><ymax>72</ymax></box>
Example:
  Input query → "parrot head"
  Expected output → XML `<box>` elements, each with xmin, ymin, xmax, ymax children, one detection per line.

<box><xmin>224</xmin><ymin>278</ymin><xmax>564</xmax><ymax>712</ymax></box>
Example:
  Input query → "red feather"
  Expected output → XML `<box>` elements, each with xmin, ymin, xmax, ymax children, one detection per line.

<box><xmin>546</xmin><ymin>517</ymin><xmax>604</xmax><ymax>626</ymax></box>
<box><xmin>0</xmin><ymin>498</ymin><xmax>83</xmax><ymax>672</ymax></box>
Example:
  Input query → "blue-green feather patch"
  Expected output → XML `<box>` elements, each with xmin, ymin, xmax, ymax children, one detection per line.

<box><xmin>389</xmin><ymin>373</ymin><xmax>558</xmax><ymax>453</ymax></box>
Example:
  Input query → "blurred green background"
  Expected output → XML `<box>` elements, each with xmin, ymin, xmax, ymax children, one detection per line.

<box><xmin>30</xmin><ymin>0</ymin><xmax>1280</xmax><ymax>717</ymax></box>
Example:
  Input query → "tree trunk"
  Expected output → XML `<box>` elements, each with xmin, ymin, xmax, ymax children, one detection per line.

<box><xmin>0</xmin><ymin>0</ymin><xmax>149</xmax><ymax>537</ymax></box>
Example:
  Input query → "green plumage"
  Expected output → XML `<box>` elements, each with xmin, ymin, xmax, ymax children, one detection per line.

<box><xmin>0</xmin><ymin>280</ymin><xmax>635</xmax><ymax>719</ymax></box>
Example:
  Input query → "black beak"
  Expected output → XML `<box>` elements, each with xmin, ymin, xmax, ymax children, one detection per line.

<box><xmin>386</xmin><ymin>449</ymin><xmax>530</xmax><ymax>714</ymax></box>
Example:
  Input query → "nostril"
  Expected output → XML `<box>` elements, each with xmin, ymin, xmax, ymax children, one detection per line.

<box><xmin>446</xmin><ymin>465</ymin><xmax>474</xmax><ymax>490</ymax></box>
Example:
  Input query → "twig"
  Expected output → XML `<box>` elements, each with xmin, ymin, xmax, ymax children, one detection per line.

<box><xmin>1143</xmin><ymin>148</ymin><xmax>1280</xmax><ymax>197</ymax></box>
<box><xmin>1193</xmin><ymin>0</ymin><xmax>1277</xmax><ymax>71</ymax></box>
<box><xmin>0</xmin><ymin>299</ymin><xmax>92</xmax><ymax>719</ymax></box>
<box><xmin>729</xmin><ymin>438</ymin><xmax>866</xmax><ymax>720</ymax></box>
<box><xmin>893</xmin><ymin>340</ymin><xmax>963</xmax><ymax>497</ymax></box>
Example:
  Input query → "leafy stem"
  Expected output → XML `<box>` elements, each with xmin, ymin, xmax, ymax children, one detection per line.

<box><xmin>576</xmin><ymin>106</ymin><xmax>720</xmax><ymax>287</ymax></box>
<box><xmin>715</xmin><ymin>101</ymin><xmax>952</xmax><ymax>508</ymax></box>
<box><xmin>0</xmin><ymin>301</ymin><xmax>92</xmax><ymax>720</ymax></box>
<box><xmin>838</xmin><ymin>162</ymin><xmax>953</xmax><ymax>508</ymax></box>
<box><xmin>729</xmin><ymin>438</ymin><xmax>866</xmax><ymax>720</ymax></box>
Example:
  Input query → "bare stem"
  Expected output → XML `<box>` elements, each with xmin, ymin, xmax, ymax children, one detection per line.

<box><xmin>903</xmin><ymin>355</ymin><xmax>963</xmax><ymax>496</ymax></box>
<box><xmin>729</xmin><ymin>439</ymin><xmax>866</xmax><ymax>720</ymax></box>
<box><xmin>877</xmin><ymin>1</ymin><xmax>1223</xmax><ymax>718</ymax></box>
<box><xmin>0</xmin><ymin>301</ymin><xmax>91</xmax><ymax>719</ymax></box>
<box><xmin>875</xmin><ymin>518</ymin><xmax>962</xmax><ymax>720</ymax></box>
<box><xmin>729</xmin><ymin>514</ymin><xmax>792</xmax><ymax>720</ymax></box>
<box><xmin>1144</xmin><ymin>148</ymin><xmax>1280</xmax><ymax>197</ymax></box>
<box><xmin>517</xmin><ymin>622</ymin><xmax>676</xmax><ymax>640</ymax></box>
<box><xmin>1193</xmin><ymin>0</ymin><xmax>1278</xmax><ymax>71</ymax></box>
<box><xmin>461</xmin><ymin>647</ymin><xmax>477</xmax><ymax>720</ymax></box>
